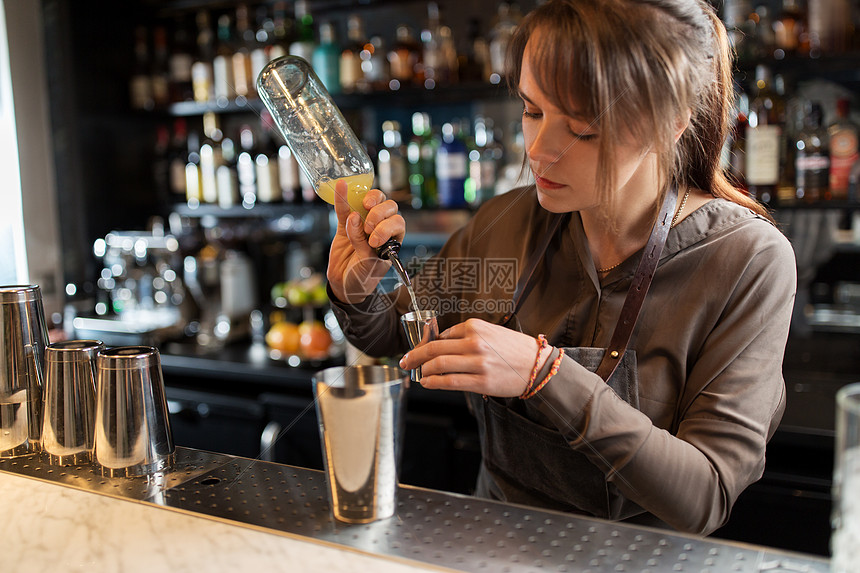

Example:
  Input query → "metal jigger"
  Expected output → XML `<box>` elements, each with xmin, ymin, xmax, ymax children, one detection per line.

<box><xmin>41</xmin><ymin>340</ymin><xmax>105</xmax><ymax>465</ymax></box>
<box><xmin>400</xmin><ymin>310</ymin><xmax>439</xmax><ymax>383</ymax></box>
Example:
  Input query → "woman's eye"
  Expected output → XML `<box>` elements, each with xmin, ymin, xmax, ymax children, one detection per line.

<box><xmin>572</xmin><ymin>131</ymin><xmax>597</xmax><ymax>141</ymax></box>
<box><xmin>522</xmin><ymin>108</ymin><xmax>542</xmax><ymax>119</ymax></box>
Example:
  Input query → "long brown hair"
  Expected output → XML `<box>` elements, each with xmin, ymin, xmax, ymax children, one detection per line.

<box><xmin>507</xmin><ymin>0</ymin><xmax>772</xmax><ymax>222</ymax></box>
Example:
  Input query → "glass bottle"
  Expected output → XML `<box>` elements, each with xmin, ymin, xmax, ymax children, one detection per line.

<box><xmin>723</xmin><ymin>0</ymin><xmax>755</xmax><ymax>65</ymax></box>
<box><xmin>828</xmin><ymin>98</ymin><xmax>859</xmax><ymax>200</ymax></box>
<box><xmin>289</xmin><ymin>0</ymin><xmax>315</xmax><ymax>63</ymax></box>
<box><xmin>407</xmin><ymin>112</ymin><xmax>438</xmax><ymax>209</ymax></box>
<box><xmin>185</xmin><ymin>130</ymin><xmax>202</xmax><ymax>206</ymax></box>
<box><xmin>488</xmin><ymin>2</ymin><xmax>518</xmax><ymax>82</ymax></box>
<box><xmin>217</xmin><ymin>133</ymin><xmax>239</xmax><ymax>209</ymax></box>
<box><xmin>257</xmin><ymin>55</ymin><xmax>374</xmax><ymax>218</ymax></box>
<box><xmin>255</xmin><ymin>122</ymin><xmax>282</xmax><ymax>204</ymax></box>
<box><xmin>377</xmin><ymin>120</ymin><xmax>410</xmax><ymax>202</ymax></box>
<box><xmin>436</xmin><ymin>121</ymin><xmax>468</xmax><ymax>208</ymax></box>
<box><xmin>250</xmin><ymin>5</ymin><xmax>274</xmax><ymax>93</ymax></box>
<box><xmin>467</xmin><ymin>116</ymin><xmax>504</xmax><ymax>206</ymax></box>
<box><xmin>213</xmin><ymin>14</ymin><xmax>236</xmax><ymax>105</ymax></box>
<box><xmin>232</xmin><ymin>4</ymin><xmax>254</xmax><ymax>100</ymax></box>
<box><xmin>236</xmin><ymin>125</ymin><xmax>257</xmax><ymax>206</ymax></box>
<box><xmin>340</xmin><ymin>14</ymin><xmax>365</xmax><ymax>93</ymax></box>
<box><xmin>795</xmin><ymin>101</ymin><xmax>830</xmax><ymax>202</ymax></box>
<box><xmin>168</xmin><ymin>118</ymin><xmax>189</xmax><ymax>202</ymax></box>
<box><xmin>198</xmin><ymin>112</ymin><xmax>224</xmax><ymax>204</ymax></box>
<box><xmin>726</xmin><ymin>86</ymin><xmax>749</xmax><ymax>192</ymax></box>
<box><xmin>129</xmin><ymin>26</ymin><xmax>153</xmax><ymax>111</ymax></box>
<box><xmin>168</xmin><ymin>15</ymin><xmax>195</xmax><ymax>103</ymax></box>
<box><xmin>191</xmin><ymin>10</ymin><xmax>214</xmax><ymax>103</ymax></box>
<box><xmin>388</xmin><ymin>25</ymin><xmax>420</xmax><ymax>86</ymax></box>
<box><xmin>150</xmin><ymin>25</ymin><xmax>170</xmax><ymax>108</ymax></box>
<box><xmin>361</xmin><ymin>36</ymin><xmax>389</xmax><ymax>91</ymax></box>
<box><xmin>745</xmin><ymin>65</ymin><xmax>784</xmax><ymax>205</ymax></box>
<box><xmin>312</xmin><ymin>21</ymin><xmax>341</xmax><ymax>95</ymax></box>
<box><xmin>773</xmin><ymin>0</ymin><xmax>808</xmax><ymax>57</ymax></box>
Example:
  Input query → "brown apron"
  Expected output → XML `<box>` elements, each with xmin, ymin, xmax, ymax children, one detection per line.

<box><xmin>470</xmin><ymin>186</ymin><xmax>678</xmax><ymax>522</ymax></box>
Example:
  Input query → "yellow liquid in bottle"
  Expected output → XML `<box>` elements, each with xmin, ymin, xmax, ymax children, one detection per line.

<box><xmin>316</xmin><ymin>173</ymin><xmax>374</xmax><ymax>219</ymax></box>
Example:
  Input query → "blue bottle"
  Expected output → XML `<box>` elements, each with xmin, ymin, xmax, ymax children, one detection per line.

<box><xmin>436</xmin><ymin>122</ymin><xmax>468</xmax><ymax>208</ymax></box>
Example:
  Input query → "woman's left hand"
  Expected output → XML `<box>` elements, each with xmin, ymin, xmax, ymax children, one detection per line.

<box><xmin>398</xmin><ymin>318</ymin><xmax>555</xmax><ymax>397</ymax></box>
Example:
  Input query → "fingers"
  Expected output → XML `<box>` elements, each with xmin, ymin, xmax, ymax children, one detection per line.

<box><xmin>333</xmin><ymin>179</ymin><xmax>352</xmax><ymax>229</ymax></box>
<box><xmin>364</xmin><ymin>193</ymin><xmax>405</xmax><ymax>248</ymax></box>
<box><xmin>344</xmin><ymin>211</ymin><xmax>376</xmax><ymax>259</ymax></box>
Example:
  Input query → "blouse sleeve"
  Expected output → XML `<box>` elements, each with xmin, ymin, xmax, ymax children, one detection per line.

<box><xmin>532</xmin><ymin>227</ymin><xmax>796</xmax><ymax>535</ymax></box>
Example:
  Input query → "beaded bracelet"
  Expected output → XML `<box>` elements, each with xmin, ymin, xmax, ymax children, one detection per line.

<box><xmin>520</xmin><ymin>334</ymin><xmax>548</xmax><ymax>399</ymax></box>
<box><xmin>522</xmin><ymin>347</ymin><xmax>564</xmax><ymax>400</ymax></box>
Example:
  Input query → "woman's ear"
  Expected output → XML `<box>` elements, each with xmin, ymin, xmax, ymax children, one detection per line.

<box><xmin>674</xmin><ymin>109</ymin><xmax>692</xmax><ymax>143</ymax></box>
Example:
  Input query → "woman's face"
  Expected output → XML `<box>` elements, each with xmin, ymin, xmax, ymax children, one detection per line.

<box><xmin>519</xmin><ymin>39</ymin><xmax>652</xmax><ymax>214</ymax></box>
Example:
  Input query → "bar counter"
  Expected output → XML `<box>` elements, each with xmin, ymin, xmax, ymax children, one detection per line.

<box><xmin>1</xmin><ymin>447</ymin><xmax>830</xmax><ymax>572</ymax></box>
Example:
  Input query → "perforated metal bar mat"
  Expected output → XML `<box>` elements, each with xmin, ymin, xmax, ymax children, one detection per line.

<box><xmin>1</xmin><ymin>448</ymin><xmax>830</xmax><ymax>573</ymax></box>
<box><xmin>0</xmin><ymin>448</ymin><xmax>232</xmax><ymax>501</ymax></box>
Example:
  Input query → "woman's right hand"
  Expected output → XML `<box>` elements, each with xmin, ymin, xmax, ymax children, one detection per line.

<box><xmin>327</xmin><ymin>179</ymin><xmax>406</xmax><ymax>304</ymax></box>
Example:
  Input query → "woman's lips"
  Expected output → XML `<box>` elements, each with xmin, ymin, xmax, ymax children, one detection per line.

<box><xmin>535</xmin><ymin>175</ymin><xmax>564</xmax><ymax>190</ymax></box>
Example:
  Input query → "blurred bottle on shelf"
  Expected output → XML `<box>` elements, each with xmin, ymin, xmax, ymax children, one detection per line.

<box><xmin>420</xmin><ymin>2</ymin><xmax>457</xmax><ymax>88</ymax></box>
<box><xmin>807</xmin><ymin>0</ymin><xmax>852</xmax><ymax>56</ymax></box>
<box><xmin>236</xmin><ymin>124</ymin><xmax>257</xmax><ymax>206</ymax></box>
<box><xmin>151</xmin><ymin>25</ymin><xmax>171</xmax><ymax>108</ymax></box>
<box><xmin>256</xmin><ymin>114</ymin><xmax>282</xmax><ymax>203</ymax></box>
<box><xmin>829</xmin><ymin>98</ymin><xmax>860</xmax><ymax>200</ymax></box>
<box><xmin>213</xmin><ymin>14</ymin><xmax>237</xmax><ymax>105</ymax></box>
<box><xmin>407</xmin><ymin>112</ymin><xmax>438</xmax><ymax>208</ymax></box>
<box><xmin>361</xmin><ymin>35</ymin><xmax>389</xmax><ymax>91</ymax></box>
<box><xmin>488</xmin><ymin>2</ymin><xmax>519</xmax><ymax>83</ymax></box>
<box><xmin>467</xmin><ymin>116</ymin><xmax>504</xmax><ymax>206</ymax></box>
<box><xmin>289</xmin><ymin>0</ymin><xmax>315</xmax><ymax>63</ymax></box>
<box><xmin>795</xmin><ymin>101</ymin><xmax>830</xmax><ymax>202</ymax></box>
<box><xmin>192</xmin><ymin>10</ymin><xmax>215</xmax><ymax>103</ymax></box>
<box><xmin>185</xmin><ymin>130</ymin><xmax>202</xmax><ymax>205</ymax></box>
<box><xmin>277</xmin><ymin>142</ymin><xmax>302</xmax><ymax>204</ymax></box>
<box><xmin>340</xmin><ymin>14</ymin><xmax>365</xmax><ymax>93</ymax></box>
<box><xmin>436</xmin><ymin>121</ymin><xmax>468</xmax><ymax>208</ymax></box>
<box><xmin>232</xmin><ymin>3</ymin><xmax>254</xmax><ymax>100</ymax></box>
<box><xmin>168</xmin><ymin>118</ymin><xmax>189</xmax><ymax>202</ymax></box>
<box><xmin>217</xmin><ymin>132</ymin><xmax>239</xmax><ymax>209</ymax></box>
<box><xmin>751</xmin><ymin>5</ymin><xmax>776</xmax><ymax>60</ymax></box>
<box><xmin>199</xmin><ymin>112</ymin><xmax>224</xmax><ymax>204</ymax></box>
<box><xmin>745</xmin><ymin>65</ymin><xmax>784</xmax><ymax>205</ymax></box>
<box><xmin>725</xmin><ymin>85</ymin><xmax>749</xmax><ymax>192</ymax></box>
<box><xmin>722</xmin><ymin>0</ymin><xmax>755</xmax><ymax>65</ymax></box>
<box><xmin>778</xmin><ymin>82</ymin><xmax>805</xmax><ymax>204</ymax></box>
<box><xmin>459</xmin><ymin>18</ymin><xmax>490</xmax><ymax>83</ymax></box>
<box><xmin>130</xmin><ymin>26</ymin><xmax>154</xmax><ymax>111</ymax></box>
<box><xmin>312</xmin><ymin>21</ymin><xmax>341</xmax><ymax>94</ymax></box>
<box><xmin>773</xmin><ymin>0</ymin><xmax>809</xmax><ymax>58</ymax></box>
<box><xmin>269</xmin><ymin>1</ymin><xmax>290</xmax><ymax>59</ymax></box>
<box><xmin>377</xmin><ymin>120</ymin><xmax>410</xmax><ymax>203</ymax></box>
<box><xmin>153</xmin><ymin>124</ymin><xmax>171</xmax><ymax>204</ymax></box>
<box><xmin>168</xmin><ymin>16</ymin><xmax>195</xmax><ymax>103</ymax></box>
<box><xmin>388</xmin><ymin>24</ymin><xmax>421</xmax><ymax>87</ymax></box>
<box><xmin>250</xmin><ymin>5</ymin><xmax>274</xmax><ymax>90</ymax></box>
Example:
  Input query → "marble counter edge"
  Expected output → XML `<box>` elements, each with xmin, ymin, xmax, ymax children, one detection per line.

<box><xmin>0</xmin><ymin>470</ymin><xmax>455</xmax><ymax>573</ymax></box>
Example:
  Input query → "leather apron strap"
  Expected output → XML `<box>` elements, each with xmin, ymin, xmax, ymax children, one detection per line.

<box><xmin>593</xmin><ymin>185</ymin><xmax>678</xmax><ymax>382</ymax></box>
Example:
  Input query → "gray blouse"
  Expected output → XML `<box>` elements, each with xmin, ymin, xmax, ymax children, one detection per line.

<box><xmin>330</xmin><ymin>186</ymin><xmax>797</xmax><ymax>535</ymax></box>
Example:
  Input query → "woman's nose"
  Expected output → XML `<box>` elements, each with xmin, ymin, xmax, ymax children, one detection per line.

<box><xmin>526</xmin><ymin>123</ymin><xmax>561</xmax><ymax>164</ymax></box>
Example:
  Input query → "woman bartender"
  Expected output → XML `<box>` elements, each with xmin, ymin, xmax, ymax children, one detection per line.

<box><xmin>326</xmin><ymin>0</ymin><xmax>796</xmax><ymax>535</ymax></box>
